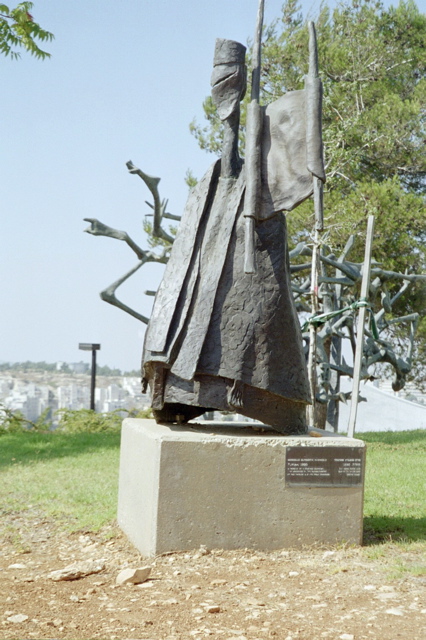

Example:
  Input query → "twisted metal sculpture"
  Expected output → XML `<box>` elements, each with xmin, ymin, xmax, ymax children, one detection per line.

<box><xmin>84</xmin><ymin>161</ymin><xmax>175</xmax><ymax>324</ymax></box>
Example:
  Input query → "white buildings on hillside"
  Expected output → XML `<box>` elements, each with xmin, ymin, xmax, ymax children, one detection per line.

<box><xmin>0</xmin><ymin>374</ymin><xmax>149</xmax><ymax>424</ymax></box>
<box><xmin>57</xmin><ymin>383</ymin><xmax>90</xmax><ymax>412</ymax></box>
<box><xmin>1</xmin><ymin>377</ymin><xmax>56</xmax><ymax>423</ymax></box>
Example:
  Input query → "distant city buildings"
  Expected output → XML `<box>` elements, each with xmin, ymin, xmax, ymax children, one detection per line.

<box><xmin>95</xmin><ymin>378</ymin><xmax>146</xmax><ymax>413</ymax></box>
<box><xmin>0</xmin><ymin>363</ymin><xmax>149</xmax><ymax>426</ymax></box>
<box><xmin>0</xmin><ymin>378</ymin><xmax>55</xmax><ymax>423</ymax></box>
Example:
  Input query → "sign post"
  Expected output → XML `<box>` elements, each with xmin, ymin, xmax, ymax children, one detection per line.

<box><xmin>78</xmin><ymin>343</ymin><xmax>101</xmax><ymax>411</ymax></box>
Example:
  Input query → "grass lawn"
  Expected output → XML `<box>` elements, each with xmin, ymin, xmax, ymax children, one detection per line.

<box><xmin>0</xmin><ymin>431</ymin><xmax>121</xmax><ymax>531</ymax></box>
<box><xmin>0</xmin><ymin>429</ymin><xmax>425</xmax><ymax>544</ymax></box>
<box><xmin>359</xmin><ymin>430</ymin><xmax>426</xmax><ymax>543</ymax></box>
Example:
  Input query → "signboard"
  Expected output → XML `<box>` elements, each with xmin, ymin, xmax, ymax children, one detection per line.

<box><xmin>285</xmin><ymin>446</ymin><xmax>364</xmax><ymax>487</ymax></box>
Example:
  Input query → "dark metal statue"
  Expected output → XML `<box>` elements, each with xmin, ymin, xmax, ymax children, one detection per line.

<box><xmin>142</xmin><ymin>16</ymin><xmax>326</xmax><ymax>434</ymax></box>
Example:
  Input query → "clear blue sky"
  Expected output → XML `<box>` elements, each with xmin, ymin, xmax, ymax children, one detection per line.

<box><xmin>0</xmin><ymin>0</ymin><xmax>394</xmax><ymax>372</ymax></box>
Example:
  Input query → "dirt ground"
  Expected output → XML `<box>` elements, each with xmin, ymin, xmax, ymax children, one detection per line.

<box><xmin>1</xmin><ymin>510</ymin><xmax>425</xmax><ymax>640</ymax></box>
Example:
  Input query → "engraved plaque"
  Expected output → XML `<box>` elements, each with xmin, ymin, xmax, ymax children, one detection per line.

<box><xmin>285</xmin><ymin>446</ymin><xmax>364</xmax><ymax>487</ymax></box>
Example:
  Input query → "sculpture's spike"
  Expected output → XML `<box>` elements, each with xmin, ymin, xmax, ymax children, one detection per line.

<box><xmin>251</xmin><ymin>0</ymin><xmax>265</xmax><ymax>101</ymax></box>
<box><xmin>308</xmin><ymin>21</ymin><xmax>319</xmax><ymax>79</ymax></box>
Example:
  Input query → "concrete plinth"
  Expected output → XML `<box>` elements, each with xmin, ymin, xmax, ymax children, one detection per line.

<box><xmin>117</xmin><ymin>419</ymin><xmax>366</xmax><ymax>556</ymax></box>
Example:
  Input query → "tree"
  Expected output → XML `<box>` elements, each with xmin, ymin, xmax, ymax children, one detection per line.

<box><xmin>0</xmin><ymin>2</ymin><xmax>53</xmax><ymax>59</ymax></box>
<box><xmin>191</xmin><ymin>0</ymin><xmax>426</xmax><ymax>383</ymax></box>
<box><xmin>193</xmin><ymin>0</ymin><xmax>425</xmax><ymax>261</ymax></box>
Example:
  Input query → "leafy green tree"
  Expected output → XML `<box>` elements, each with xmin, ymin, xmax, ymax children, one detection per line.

<box><xmin>0</xmin><ymin>361</ymin><xmax>58</xmax><ymax>372</ymax></box>
<box><xmin>191</xmin><ymin>0</ymin><xmax>426</xmax><ymax>381</ymax></box>
<box><xmin>192</xmin><ymin>0</ymin><xmax>425</xmax><ymax>263</ymax></box>
<box><xmin>0</xmin><ymin>2</ymin><xmax>53</xmax><ymax>59</ymax></box>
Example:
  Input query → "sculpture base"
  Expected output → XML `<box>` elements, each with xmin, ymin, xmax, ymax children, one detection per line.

<box><xmin>117</xmin><ymin>419</ymin><xmax>366</xmax><ymax>557</ymax></box>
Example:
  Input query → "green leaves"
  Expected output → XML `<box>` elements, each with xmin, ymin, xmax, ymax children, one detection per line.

<box><xmin>193</xmin><ymin>0</ymin><xmax>425</xmax><ymax>196</ymax></box>
<box><xmin>0</xmin><ymin>2</ymin><xmax>53</xmax><ymax>60</ymax></box>
<box><xmin>0</xmin><ymin>403</ymin><xmax>51</xmax><ymax>433</ymax></box>
<box><xmin>190</xmin><ymin>0</ymin><xmax>426</xmax><ymax>383</ymax></box>
<box><xmin>56</xmin><ymin>408</ymin><xmax>123</xmax><ymax>433</ymax></box>
<box><xmin>193</xmin><ymin>0</ymin><xmax>426</xmax><ymax>268</ymax></box>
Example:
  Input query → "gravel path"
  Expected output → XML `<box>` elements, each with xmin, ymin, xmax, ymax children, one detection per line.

<box><xmin>1</xmin><ymin>511</ymin><xmax>425</xmax><ymax>640</ymax></box>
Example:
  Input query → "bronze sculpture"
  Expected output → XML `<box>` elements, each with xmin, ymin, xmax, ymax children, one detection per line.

<box><xmin>142</xmin><ymin>21</ymin><xmax>326</xmax><ymax>434</ymax></box>
<box><xmin>84</xmin><ymin>11</ymin><xmax>425</xmax><ymax>435</ymax></box>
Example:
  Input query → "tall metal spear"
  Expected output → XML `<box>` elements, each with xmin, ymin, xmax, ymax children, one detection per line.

<box><xmin>347</xmin><ymin>215</ymin><xmax>375</xmax><ymax>438</ymax></box>
<box><xmin>244</xmin><ymin>0</ymin><xmax>265</xmax><ymax>274</ymax></box>
<box><xmin>306</xmin><ymin>22</ymin><xmax>324</xmax><ymax>428</ymax></box>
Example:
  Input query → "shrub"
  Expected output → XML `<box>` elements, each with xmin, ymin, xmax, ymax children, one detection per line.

<box><xmin>56</xmin><ymin>408</ymin><xmax>124</xmax><ymax>433</ymax></box>
<box><xmin>0</xmin><ymin>404</ymin><xmax>51</xmax><ymax>434</ymax></box>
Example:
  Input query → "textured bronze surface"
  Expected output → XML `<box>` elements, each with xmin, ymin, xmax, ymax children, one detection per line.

<box><xmin>142</xmin><ymin>33</ymin><xmax>325</xmax><ymax>434</ymax></box>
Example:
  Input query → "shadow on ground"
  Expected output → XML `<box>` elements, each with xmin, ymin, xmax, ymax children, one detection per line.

<box><xmin>0</xmin><ymin>431</ymin><xmax>121</xmax><ymax>469</ymax></box>
<box><xmin>363</xmin><ymin>515</ymin><xmax>426</xmax><ymax>544</ymax></box>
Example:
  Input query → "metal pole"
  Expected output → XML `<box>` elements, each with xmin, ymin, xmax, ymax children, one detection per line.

<box><xmin>347</xmin><ymin>215</ymin><xmax>375</xmax><ymax>438</ymax></box>
<box><xmin>79</xmin><ymin>343</ymin><xmax>101</xmax><ymax>412</ymax></box>
<box><xmin>306</xmin><ymin>22</ymin><xmax>323</xmax><ymax>427</ymax></box>
<box><xmin>243</xmin><ymin>0</ymin><xmax>265</xmax><ymax>274</ymax></box>
<box><xmin>90</xmin><ymin>348</ymin><xmax>97</xmax><ymax>411</ymax></box>
<box><xmin>307</xmin><ymin>178</ymin><xmax>323</xmax><ymax>427</ymax></box>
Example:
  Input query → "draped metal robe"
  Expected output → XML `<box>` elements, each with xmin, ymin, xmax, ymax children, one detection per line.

<box><xmin>143</xmin><ymin>85</ymin><xmax>325</xmax><ymax>433</ymax></box>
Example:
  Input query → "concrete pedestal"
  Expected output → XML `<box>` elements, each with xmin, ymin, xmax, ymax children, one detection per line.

<box><xmin>117</xmin><ymin>419</ymin><xmax>366</xmax><ymax>556</ymax></box>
